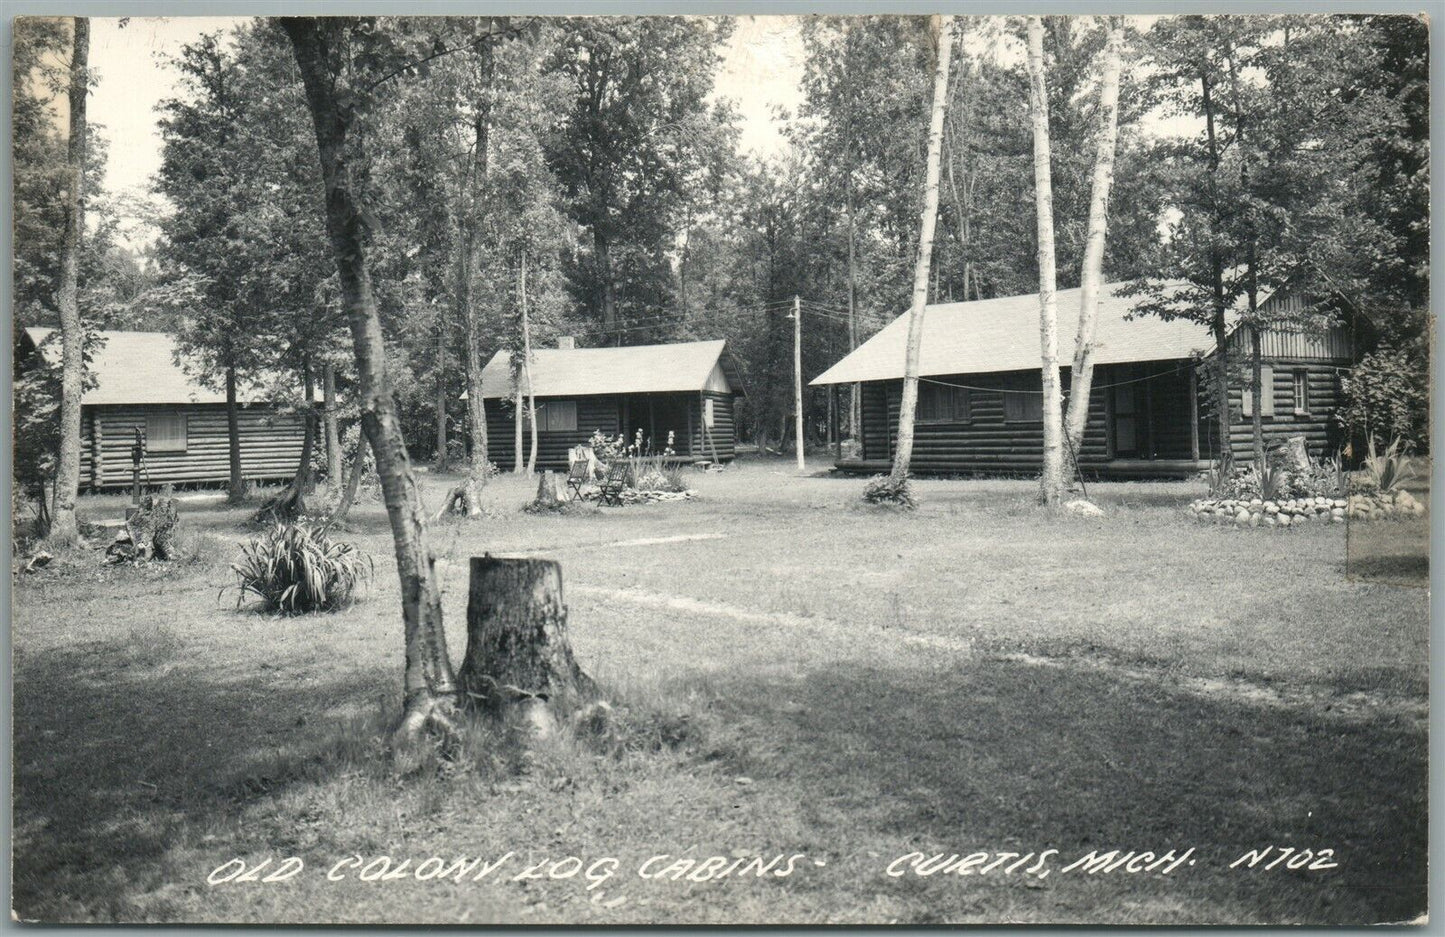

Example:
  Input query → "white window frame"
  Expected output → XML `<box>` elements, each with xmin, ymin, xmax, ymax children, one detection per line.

<box><xmin>1292</xmin><ymin>370</ymin><xmax>1309</xmax><ymax>416</ymax></box>
<box><xmin>703</xmin><ymin>397</ymin><xmax>716</xmax><ymax>428</ymax></box>
<box><xmin>145</xmin><ymin>412</ymin><xmax>188</xmax><ymax>453</ymax></box>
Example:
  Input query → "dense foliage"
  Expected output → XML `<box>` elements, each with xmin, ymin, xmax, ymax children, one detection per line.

<box><xmin>12</xmin><ymin>13</ymin><xmax>1430</xmax><ymax>495</ymax></box>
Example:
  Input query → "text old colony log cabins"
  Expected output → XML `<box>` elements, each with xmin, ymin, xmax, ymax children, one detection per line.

<box><xmin>811</xmin><ymin>281</ymin><xmax>1352</xmax><ymax>477</ymax></box>
<box><xmin>19</xmin><ymin>328</ymin><xmax>306</xmax><ymax>489</ymax></box>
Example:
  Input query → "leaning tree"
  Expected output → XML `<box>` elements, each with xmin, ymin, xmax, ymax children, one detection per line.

<box><xmin>280</xmin><ymin>16</ymin><xmax>597</xmax><ymax>758</ymax></box>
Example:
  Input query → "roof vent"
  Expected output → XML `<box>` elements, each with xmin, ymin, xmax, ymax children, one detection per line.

<box><xmin>557</xmin><ymin>336</ymin><xmax>576</xmax><ymax>350</ymax></box>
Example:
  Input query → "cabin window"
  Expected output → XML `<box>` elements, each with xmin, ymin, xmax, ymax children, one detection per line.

<box><xmin>918</xmin><ymin>382</ymin><xmax>971</xmax><ymax>423</ymax></box>
<box><xmin>704</xmin><ymin>397</ymin><xmax>716</xmax><ymax>428</ymax></box>
<box><xmin>1241</xmin><ymin>365</ymin><xmax>1276</xmax><ymax>418</ymax></box>
<box><xmin>538</xmin><ymin>400</ymin><xmax>578</xmax><ymax>432</ymax></box>
<box><xmin>145</xmin><ymin>412</ymin><xmax>188</xmax><ymax>453</ymax></box>
<box><xmin>1291</xmin><ymin>370</ymin><xmax>1309</xmax><ymax>416</ymax></box>
<box><xmin>1002</xmin><ymin>388</ymin><xmax>1043</xmax><ymax>422</ymax></box>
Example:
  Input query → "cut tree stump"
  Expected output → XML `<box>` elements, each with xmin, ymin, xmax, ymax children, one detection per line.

<box><xmin>457</xmin><ymin>555</ymin><xmax>597</xmax><ymax>739</ymax></box>
<box><xmin>435</xmin><ymin>476</ymin><xmax>483</xmax><ymax>520</ymax></box>
<box><xmin>124</xmin><ymin>495</ymin><xmax>179</xmax><ymax>560</ymax></box>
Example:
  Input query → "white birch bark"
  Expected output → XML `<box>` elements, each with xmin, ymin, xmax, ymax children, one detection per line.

<box><xmin>887</xmin><ymin>14</ymin><xmax>954</xmax><ymax>487</ymax></box>
<box><xmin>1065</xmin><ymin>16</ymin><xmax>1125</xmax><ymax>465</ymax></box>
<box><xmin>1026</xmin><ymin>16</ymin><xmax>1066</xmax><ymax>505</ymax></box>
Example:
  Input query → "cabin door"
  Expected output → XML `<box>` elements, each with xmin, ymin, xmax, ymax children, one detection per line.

<box><xmin>1110</xmin><ymin>370</ymin><xmax>1148</xmax><ymax>458</ymax></box>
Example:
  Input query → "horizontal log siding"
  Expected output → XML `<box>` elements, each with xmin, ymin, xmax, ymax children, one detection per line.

<box><xmin>861</xmin><ymin>384</ymin><xmax>890</xmax><ymax>461</ymax></box>
<box><xmin>485</xmin><ymin>395</ymin><xmax>621</xmax><ymax>470</ymax></box>
<box><xmin>1223</xmin><ymin>358</ymin><xmax>1347</xmax><ymax>460</ymax></box>
<box><xmin>689</xmin><ymin>392</ymin><xmax>737</xmax><ymax>462</ymax></box>
<box><xmin>83</xmin><ymin>403</ymin><xmax>305</xmax><ymax>489</ymax></box>
<box><xmin>875</xmin><ymin>369</ymin><xmax>1111</xmax><ymax>474</ymax></box>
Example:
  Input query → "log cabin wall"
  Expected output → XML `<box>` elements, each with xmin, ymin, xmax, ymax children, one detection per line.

<box><xmin>82</xmin><ymin>403</ymin><xmax>306</xmax><ymax>489</ymax></box>
<box><xmin>485</xmin><ymin>395</ymin><xmax>622</xmax><ymax>470</ymax></box>
<box><xmin>1222</xmin><ymin>358</ymin><xmax>1347</xmax><ymax>461</ymax></box>
<box><xmin>687</xmin><ymin>391</ymin><xmax>737</xmax><ymax>463</ymax></box>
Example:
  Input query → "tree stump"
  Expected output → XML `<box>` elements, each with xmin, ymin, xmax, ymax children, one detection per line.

<box><xmin>435</xmin><ymin>476</ymin><xmax>483</xmax><ymax>520</ymax></box>
<box><xmin>457</xmin><ymin>556</ymin><xmax>596</xmax><ymax>739</ymax></box>
<box><xmin>533</xmin><ymin>471</ymin><xmax>561</xmax><ymax>508</ymax></box>
<box><xmin>126</xmin><ymin>495</ymin><xmax>179</xmax><ymax>560</ymax></box>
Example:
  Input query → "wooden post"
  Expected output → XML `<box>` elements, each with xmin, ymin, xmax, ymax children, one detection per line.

<box><xmin>793</xmin><ymin>295</ymin><xmax>804</xmax><ymax>471</ymax></box>
<box><xmin>457</xmin><ymin>556</ymin><xmax>597</xmax><ymax>737</ymax></box>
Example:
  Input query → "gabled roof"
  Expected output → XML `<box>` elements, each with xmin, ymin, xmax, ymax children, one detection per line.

<box><xmin>811</xmin><ymin>280</ymin><xmax>1245</xmax><ymax>386</ymax></box>
<box><xmin>480</xmin><ymin>339</ymin><xmax>742</xmax><ymax>399</ymax></box>
<box><xmin>22</xmin><ymin>327</ymin><xmax>273</xmax><ymax>405</ymax></box>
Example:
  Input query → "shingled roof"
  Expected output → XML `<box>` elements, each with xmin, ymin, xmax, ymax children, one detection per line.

<box><xmin>479</xmin><ymin>339</ymin><xmax>742</xmax><ymax>399</ymax></box>
<box><xmin>23</xmin><ymin>327</ymin><xmax>274</xmax><ymax>405</ymax></box>
<box><xmin>811</xmin><ymin>280</ymin><xmax>1245</xmax><ymax>386</ymax></box>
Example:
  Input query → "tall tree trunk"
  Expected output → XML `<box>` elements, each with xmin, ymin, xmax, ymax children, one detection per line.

<box><xmin>593</xmin><ymin>228</ymin><xmax>618</xmax><ymax>342</ymax></box>
<box><xmin>1202</xmin><ymin>71</ymin><xmax>1233</xmax><ymax>467</ymax></box>
<box><xmin>48</xmin><ymin>17</ymin><xmax>89</xmax><ymax>545</ymax></box>
<box><xmin>846</xmin><ymin>181</ymin><xmax>861</xmax><ymax>441</ymax></box>
<box><xmin>298</xmin><ymin>359</ymin><xmax>316</xmax><ymax>493</ymax></box>
<box><xmin>513</xmin><ymin>379</ymin><xmax>525</xmax><ymax>474</ymax></box>
<box><xmin>323</xmin><ymin>361</ymin><xmax>342</xmax><ymax>484</ymax></box>
<box><xmin>434</xmin><ymin>326</ymin><xmax>449</xmax><ymax>470</ymax></box>
<box><xmin>460</xmin><ymin>232</ymin><xmax>489</xmax><ymax>478</ymax></box>
<box><xmin>323</xmin><ymin>429</ymin><xmax>367</xmax><ymax>531</ymax></box>
<box><xmin>1064</xmin><ymin>16</ymin><xmax>1125</xmax><ymax>470</ymax></box>
<box><xmin>284</xmin><ymin>18</ymin><xmax>460</xmax><ymax>750</ymax></box>
<box><xmin>1026</xmin><ymin>17</ymin><xmax>1066</xmax><ymax>506</ymax></box>
<box><xmin>521</xmin><ymin>250</ymin><xmax>539</xmax><ymax>475</ymax></box>
<box><xmin>887</xmin><ymin>14</ymin><xmax>953</xmax><ymax>487</ymax></box>
<box><xmin>1250</xmin><ymin>323</ymin><xmax>1265</xmax><ymax>468</ymax></box>
<box><xmin>225</xmin><ymin>357</ymin><xmax>245</xmax><ymax>503</ymax></box>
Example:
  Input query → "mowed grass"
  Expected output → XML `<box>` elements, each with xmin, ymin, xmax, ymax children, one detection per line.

<box><xmin>11</xmin><ymin>457</ymin><xmax>1428</xmax><ymax>924</ymax></box>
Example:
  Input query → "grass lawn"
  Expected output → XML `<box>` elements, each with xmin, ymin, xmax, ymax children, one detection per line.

<box><xmin>11</xmin><ymin>457</ymin><xmax>1428</xmax><ymax>924</ymax></box>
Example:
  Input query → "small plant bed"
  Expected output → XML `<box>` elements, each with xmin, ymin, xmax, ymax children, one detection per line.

<box><xmin>1191</xmin><ymin>495</ymin><xmax>1347</xmax><ymax>528</ymax></box>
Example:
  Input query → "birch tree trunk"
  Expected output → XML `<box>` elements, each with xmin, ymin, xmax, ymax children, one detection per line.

<box><xmin>887</xmin><ymin>14</ymin><xmax>953</xmax><ymax>487</ymax></box>
<box><xmin>521</xmin><ymin>250</ymin><xmax>539</xmax><ymax>475</ymax></box>
<box><xmin>513</xmin><ymin>380</ymin><xmax>525</xmax><ymax>473</ymax></box>
<box><xmin>1026</xmin><ymin>16</ymin><xmax>1066</xmax><ymax>506</ymax></box>
<box><xmin>283</xmin><ymin>19</ymin><xmax>460</xmax><ymax>751</ymax></box>
<box><xmin>48</xmin><ymin>17</ymin><xmax>89</xmax><ymax>545</ymax></box>
<box><xmin>460</xmin><ymin>232</ymin><xmax>489</xmax><ymax>479</ymax></box>
<box><xmin>1064</xmin><ymin>16</ymin><xmax>1125</xmax><ymax>466</ymax></box>
<box><xmin>1202</xmin><ymin>72</ymin><xmax>1233</xmax><ymax>467</ymax></box>
<box><xmin>434</xmin><ymin>326</ymin><xmax>449</xmax><ymax>470</ymax></box>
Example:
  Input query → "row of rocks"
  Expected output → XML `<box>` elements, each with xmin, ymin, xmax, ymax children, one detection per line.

<box><xmin>1190</xmin><ymin>496</ymin><xmax>1347</xmax><ymax>529</ymax></box>
<box><xmin>617</xmin><ymin>488</ymin><xmax>696</xmax><ymax>504</ymax></box>
<box><xmin>1347</xmin><ymin>489</ymin><xmax>1426</xmax><ymax>520</ymax></box>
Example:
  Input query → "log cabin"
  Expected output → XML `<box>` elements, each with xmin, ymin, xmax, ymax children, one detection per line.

<box><xmin>479</xmin><ymin>337</ymin><xmax>744</xmax><ymax>469</ymax></box>
<box><xmin>19</xmin><ymin>327</ymin><xmax>307</xmax><ymax>490</ymax></box>
<box><xmin>810</xmin><ymin>282</ymin><xmax>1353</xmax><ymax>478</ymax></box>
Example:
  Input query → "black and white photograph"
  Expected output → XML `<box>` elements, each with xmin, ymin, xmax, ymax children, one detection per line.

<box><xmin>7</xmin><ymin>7</ymin><xmax>1432</xmax><ymax>925</ymax></box>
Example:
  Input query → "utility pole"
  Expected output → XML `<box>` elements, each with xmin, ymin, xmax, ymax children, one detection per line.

<box><xmin>793</xmin><ymin>295</ymin><xmax>805</xmax><ymax>472</ymax></box>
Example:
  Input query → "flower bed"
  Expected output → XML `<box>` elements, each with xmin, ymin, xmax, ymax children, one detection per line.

<box><xmin>1190</xmin><ymin>496</ymin><xmax>1346</xmax><ymax>528</ymax></box>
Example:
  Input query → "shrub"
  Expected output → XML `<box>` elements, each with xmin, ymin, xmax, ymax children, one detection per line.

<box><xmin>626</xmin><ymin>454</ymin><xmax>687</xmax><ymax>493</ymax></box>
<box><xmin>1359</xmin><ymin>436</ymin><xmax>1415</xmax><ymax>494</ymax></box>
<box><xmin>863</xmin><ymin>474</ymin><xmax>915</xmax><ymax>509</ymax></box>
<box><xmin>230</xmin><ymin>522</ymin><xmax>372</xmax><ymax>614</ymax></box>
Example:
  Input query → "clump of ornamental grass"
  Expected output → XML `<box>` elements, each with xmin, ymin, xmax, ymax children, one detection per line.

<box><xmin>230</xmin><ymin>521</ymin><xmax>372</xmax><ymax>614</ymax></box>
<box><xmin>862</xmin><ymin>473</ymin><xmax>916</xmax><ymax>510</ymax></box>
